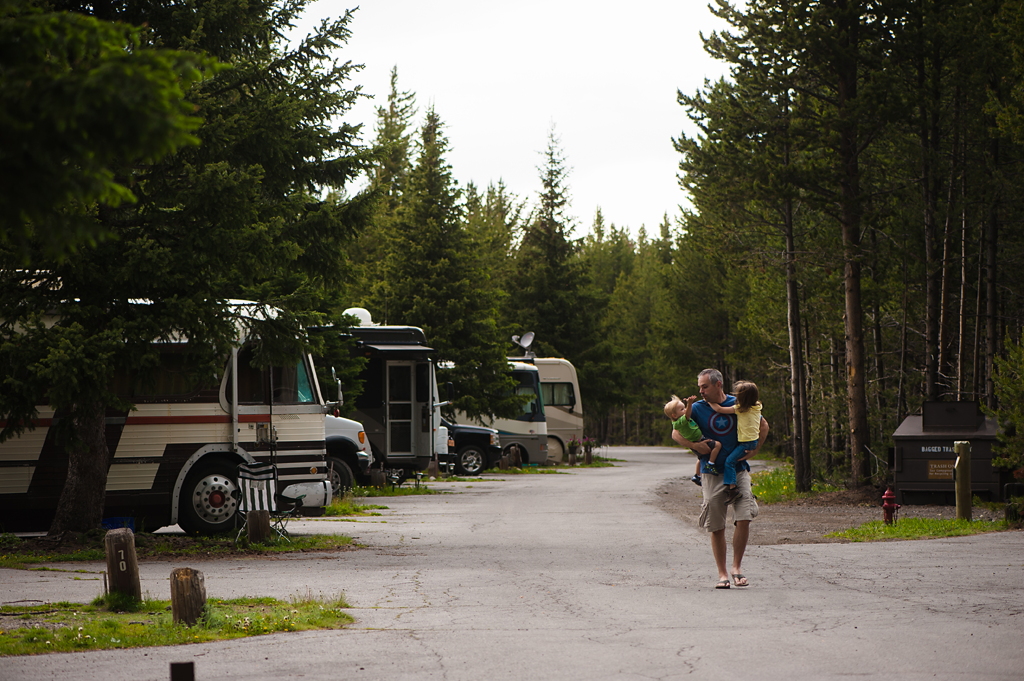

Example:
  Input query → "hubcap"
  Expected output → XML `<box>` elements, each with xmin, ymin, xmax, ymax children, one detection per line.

<box><xmin>192</xmin><ymin>474</ymin><xmax>238</xmax><ymax>524</ymax></box>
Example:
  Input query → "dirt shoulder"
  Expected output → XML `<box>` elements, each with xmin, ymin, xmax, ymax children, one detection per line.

<box><xmin>655</xmin><ymin>477</ymin><xmax>1005</xmax><ymax>545</ymax></box>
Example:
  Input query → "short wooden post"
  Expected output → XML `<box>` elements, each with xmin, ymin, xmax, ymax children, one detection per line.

<box><xmin>510</xmin><ymin>444</ymin><xmax>522</xmax><ymax>468</ymax></box>
<box><xmin>584</xmin><ymin>443</ymin><xmax>593</xmax><ymax>466</ymax></box>
<box><xmin>170</xmin><ymin>661</ymin><xmax>195</xmax><ymax>681</ymax></box>
<box><xmin>955</xmin><ymin>441</ymin><xmax>972</xmax><ymax>521</ymax></box>
<box><xmin>568</xmin><ymin>447</ymin><xmax>577</xmax><ymax>466</ymax></box>
<box><xmin>369</xmin><ymin>469</ymin><xmax>386</xmax><ymax>487</ymax></box>
<box><xmin>246</xmin><ymin>510</ymin><xmax>272</xmax><ymax>543</ymax></box>
<box><xmin>427</xmin><ymin>459</ymin><xmax>440</xmax><ymax>478</ymax></box>
<box><xmin>499</xmin><ymin>454</ymin><xmax>509</xmax><ymax>470</ymax></box>
<box><xmin>170</xmin><ymin>567</ymin><xmax>207</xmax><ymax>627</ymax></box>
<box><xmin>104</xmin><ymin>528</ymin><xmax>141</xmax><ymax>602</ymax></box>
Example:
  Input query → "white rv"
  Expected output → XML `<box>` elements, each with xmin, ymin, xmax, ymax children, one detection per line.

<box><xmin>0</xmin><ymin>302</ymin><xmax>332</xmax><ymax>535</ymax></box>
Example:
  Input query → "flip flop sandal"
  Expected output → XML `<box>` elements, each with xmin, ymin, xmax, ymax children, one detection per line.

<box><xmin>731</xmin><ymin>573</ymin><xmax>748</xmax><ymax>587</ymax></box>
<box><xmin>715</xmin><ymin>579</ymin><xmax>731</xmax><ymax>589</ymax></box>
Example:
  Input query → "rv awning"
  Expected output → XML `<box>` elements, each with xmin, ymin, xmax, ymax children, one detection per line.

<box><xmin>360</xmin><ymin>343</ymin><xmax>435</xmax><ymax>358</ymax></box>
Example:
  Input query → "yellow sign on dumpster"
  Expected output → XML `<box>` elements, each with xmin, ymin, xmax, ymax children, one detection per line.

<box><xmin>928</xmin><ymin>460</ymin><xmax>954</xmax><ymax>480</ymax></box>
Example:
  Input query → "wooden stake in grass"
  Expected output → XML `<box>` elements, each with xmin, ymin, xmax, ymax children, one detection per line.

<box><xmin>247</xmin><ymin>509</ymin><xmax>272</xmax><ymax>544</ymax></box>
<box><xmin>955</xmin><ymin>441</ymin><xmax>972</xmax><ymax>521</ymax></box>
<box><xmin>104</xmin><ymin>528</ymin><xmax>141</xmax><ymax>602</ymax></box>
<box><xmin>170</xmin><ymin>567</ymin><xmax>207</xmax><ymax>627</ymax></box>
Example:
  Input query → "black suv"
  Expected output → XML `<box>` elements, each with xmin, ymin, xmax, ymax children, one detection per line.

<box><xmin>441</xmin><ymin>417</ymin><xmax>501</xmax><ymax>475</ymax></box>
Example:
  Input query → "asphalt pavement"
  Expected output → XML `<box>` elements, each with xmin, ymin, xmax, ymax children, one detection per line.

<box><xmin>3</xmin><ymin>446</ymin><xmax>1023</xmax><ymax>680</ymax></box>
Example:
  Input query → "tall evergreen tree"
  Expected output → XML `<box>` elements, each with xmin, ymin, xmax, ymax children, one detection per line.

<box><xmin>0</xmin><ymin>0</ymin><xmax>376</xmax><ymax>534</ymax></box>
<box><xmin>383</xmin><ymin>109</ymin><xmax>519</xmax><ymax>419</ymax></box>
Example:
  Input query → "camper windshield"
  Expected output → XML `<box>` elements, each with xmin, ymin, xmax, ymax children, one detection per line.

<box><xmin>512</xmin><ymin>369</ymin><xmax>544</xmax><ymax>422</ymax></box>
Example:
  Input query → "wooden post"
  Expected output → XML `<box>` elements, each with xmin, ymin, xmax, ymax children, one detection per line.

<box><xmin>955</xmin><ymin>441</ymin><xmax>972</xmax><ymax>521</ymax></box>
<box><xmin>369</xmin><ymin>469</ymin><xmax>386</xmax><ymax>487</ymax></box>
<box><xmin>510</xmin><ymin>444</ymin><xmax>522</xmax><ymax>468</ymax></box>
<box><xmin>104</xmin><ymin>528</ymin><xmax>141</xmax><ymax>602</ymax></box>
<box><xmin>170</xmin><ymin>661</ymin><xmax>195</xmax><ymax>681</ymax></box>
<box><xmin>499</xmin><ymin>454</ymin><xmax>509</xmax><ymax>470</ymax></box>
<box><xmin>246</xmin><ymin>510</ymin><xmax>272</xmax><ymax>543</ymax></box>
<box><xmin>426</xmin><ymin>459</ymin><xmax>440</xmax><ymax>478</ymax></box>
<box><xmin>568</xmin><ymin>447</ymin><xmax>577</xmax><ymax>466</ymax></box>
<box><xmin>170</xmin><ymin>567</ymin><xmax>207</xmax><ymax>627</ymax></box>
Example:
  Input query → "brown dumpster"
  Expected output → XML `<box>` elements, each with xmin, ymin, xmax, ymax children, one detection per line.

<box><xmin>891</xmin><ymin>402</ymin><xmax>1001</xmax><ymax>505</ymax></box>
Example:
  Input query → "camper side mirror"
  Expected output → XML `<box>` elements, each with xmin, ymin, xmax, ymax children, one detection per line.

<box><xmin>324</xmin><ymin>367</ymin><xmax>344</xmax><ymax>414</ymax></box>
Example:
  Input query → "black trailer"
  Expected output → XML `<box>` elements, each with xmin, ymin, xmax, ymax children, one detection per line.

<box><xmin>342</xmin><ymin>319</ymin><xmax>451</xmax><ymax>475</ymax></box>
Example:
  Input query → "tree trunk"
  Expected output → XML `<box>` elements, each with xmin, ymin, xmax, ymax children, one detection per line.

<box><xmin>837</xmin><ymin>21</ymin><xmax>871</xmax><ymax>487</ymax></box>
<box><xmin>785</xmin><ymin>198</ymin><xmax>811</xmax><ymax>491</ymax></box>
<box><xmin>49</xmin><ymin>400</ymin><xmax>111</xmax><ymax>535</ymax></box>
<box><xmin>985</xmin><ymin>141</ymin><xmax>999</xmax><ymax>410</ymax></box>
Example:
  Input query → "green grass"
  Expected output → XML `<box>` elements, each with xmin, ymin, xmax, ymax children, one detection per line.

<box><xmin>351</xmin><ymin>483</ymin><xmax>442</xmax><ymax>497</ymax></box>
<box><xmin>481</xmin><ymin>465</ymin><xmax>567</xmax><ymax>474</ymax></box>
<box><xmin>0</xmin><ymin>532</ymin><xmax>354</xmax><ymax>570</ymax></box>
<box><xmin>0</xmin><ymin>593</ymin><xmax>353</xmax><ymax>656</ymax></box>
<box><xmin>826</xmin><ymin>516</ymin><xmax>1011</xmax><ymax>542</ymax></box>
<box><xmin>750</xmin><ymin>463</ymin><xmax>841</xmax><ymax>504</ymax></box>
<box><xmin>323</xmin><ymin>493</ymin><xmax>388</xmax><ymax>517</ymax></box>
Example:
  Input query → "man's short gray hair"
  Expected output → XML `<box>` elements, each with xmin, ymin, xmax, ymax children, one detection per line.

<box><xmin>699</xmin><ymin>368</ymin><xmax>723</xmax><ymax>386</ymax></box>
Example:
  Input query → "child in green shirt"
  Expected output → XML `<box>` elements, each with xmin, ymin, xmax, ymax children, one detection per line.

<box><xmin>665</xmin><ymin>394</ymin><xmax>721</xmax><ymax>486</ymax></box>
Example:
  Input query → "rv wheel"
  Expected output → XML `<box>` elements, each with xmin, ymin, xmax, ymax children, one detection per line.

<box><xmin>178</xmin><ymin>460</ymin><xmax>239</xmax><ymax>535</ymax></box>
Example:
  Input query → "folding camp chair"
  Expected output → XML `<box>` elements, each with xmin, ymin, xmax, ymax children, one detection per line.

<box><xmin>235</xmin><ymin>462</ymin><xmax>305</xmax><ymax>544</ymax></box>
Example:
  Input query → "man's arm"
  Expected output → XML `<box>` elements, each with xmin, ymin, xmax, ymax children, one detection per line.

<box><xmin>739</xmin><ymin>417</ymin><xmax>770</xmax><ymax>461</ymax></box>
<box><xmin>672</xmin><ymin>428</ymin><xmax>712</xmax><ymax>455</ymax></box>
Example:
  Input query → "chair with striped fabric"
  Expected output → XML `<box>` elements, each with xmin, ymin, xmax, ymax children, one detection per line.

<box><xmin>235</xmin><ymin>462</ymin><xmax>303</xmax><ymax>544</ymax></box>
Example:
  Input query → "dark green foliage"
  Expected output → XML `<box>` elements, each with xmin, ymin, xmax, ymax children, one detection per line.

<box><xmin>0</xmin><ymin>0</ymin><xmax>376</xmax><ymax>533</ymax></box>
<box><xmin>0</xmin><ymin>2</ymin><xmax>213</xmax><ymax>262</ymax></box>
<box><xmin>380</xmin><ymin>109</ymin><xmax>519</xmax><ymax>419</ymax></box>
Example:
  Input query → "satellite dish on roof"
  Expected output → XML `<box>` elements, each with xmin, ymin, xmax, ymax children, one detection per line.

<box><xmin>519</xmin><ymin>331</ymin><xmax>535</xmax><ymax>350</ymax></box>
<box><xmin>343</xmin><ymin>307</ymin><xmax>375</xmax><ymax>327</ymax></box>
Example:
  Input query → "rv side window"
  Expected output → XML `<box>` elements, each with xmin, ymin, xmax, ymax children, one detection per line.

<box><xmin>232</xmin><ymin>348</ymin><xmax>266</xmax><ymax>404</ymax></box>
<box><xmin>112</xmin><ymin>346</ymin><xmax>218</xmax><ymax>402</ymax></box>
<box><xmin>272</xmin><ymin>358</ymin><xmax>316</xmax><ymax>404</ymax></box>
<box><xmin>541</xmin><ymin>382</ymin><xmax>575</xmax><ymax>407</ymax></box>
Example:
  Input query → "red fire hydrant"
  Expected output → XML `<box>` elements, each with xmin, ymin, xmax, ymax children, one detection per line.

<box><xmin>882</xmin><ymin>486</ymin><xmax>900</xmax><ymax>525</ymax></box>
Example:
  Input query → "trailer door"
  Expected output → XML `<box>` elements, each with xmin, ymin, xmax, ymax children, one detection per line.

<box><xmin>387</xmin><ymin>362</ymin><xmax>413</xmax><ymax>455</ymax></box>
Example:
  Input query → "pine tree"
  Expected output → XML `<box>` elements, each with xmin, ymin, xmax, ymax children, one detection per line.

<box><xmin>384</xmin><ymin>109</ymin><xmax>519</xmax><ymax>419</ymax></box>
<box><xmin>0</xmin><ymin>0</ymin><xmax>376</xmax><ymax>533</ymax></box>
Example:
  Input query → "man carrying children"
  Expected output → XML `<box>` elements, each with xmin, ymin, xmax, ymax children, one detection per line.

<box><xmin>672</xmin><ymin>368</ymin><xmax>769</xmax><ymax>589</ymax></box>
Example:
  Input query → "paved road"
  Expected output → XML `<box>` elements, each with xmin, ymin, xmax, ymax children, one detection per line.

<box><xmin>4</xmin><ymin>447</ymin><xmax>1023</xmax><ymax>680</ymax></box>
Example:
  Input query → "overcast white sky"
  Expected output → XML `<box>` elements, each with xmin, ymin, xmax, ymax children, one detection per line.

<box><xmin>292</xmin><ymin>1</ymin><xmax>732</xmax><ymax>238</ymax></box>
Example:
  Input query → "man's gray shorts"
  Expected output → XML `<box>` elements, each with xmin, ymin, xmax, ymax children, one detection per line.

<box><xmin>697</xmin><ymin>469</ymin><xmax>758</xmax><ymax>532</ymax></box>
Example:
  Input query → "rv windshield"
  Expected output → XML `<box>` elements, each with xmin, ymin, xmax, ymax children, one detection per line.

<box><xmin>512</xmin><ymin>369</ymin><xmax>545</xmax><ymax>422</ymax></box>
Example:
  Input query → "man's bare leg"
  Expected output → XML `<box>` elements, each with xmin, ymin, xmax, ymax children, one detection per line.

<box><xmin>711</xmin><ymin>528</ymin><xmax>729</xmax><ymax>584</ymax></box>
<box><xmin>731</xmin><ymin>520</ymin><xmax>750</xmax><ymax>586</ymax></box>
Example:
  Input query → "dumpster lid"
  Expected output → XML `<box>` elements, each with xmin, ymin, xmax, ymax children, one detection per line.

<box><xmin>921</xmin><ymin>401</ymin><xmax>983</xmax><ymax>431</ymax></box>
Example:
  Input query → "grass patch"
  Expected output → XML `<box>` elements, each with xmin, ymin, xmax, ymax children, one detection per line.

<box><xmin>351</xmin><ymin>483</ymin><xmax>441</xmax><ymax>497</ymax></box>
<box><xmin>0</xmin><ymin>592</ymin><xmax>353</xmax><ymax>656</ymax></box>
<box><xmin>750</xmin><ymin>464</ymin><xmax>842</xmax><ymax>504</ymax></box>
<box><xmin>0</xmin><ymin>532</ymin><xmax>354</xmax><ymax>569</ymax></box>
<box><xmin>826</xmin><ymin>516</ymin><xmax>1012</xmax><ymax>542</ymax></box>
<box><xmin>481</xmin><ymin>465</ymin><xmax>567</xmax><ymax>475</ymax></box>
<box><xmin>323</xmin><ymin>491</ymin><xmax>388</xmax><ymax>517</ymax></box>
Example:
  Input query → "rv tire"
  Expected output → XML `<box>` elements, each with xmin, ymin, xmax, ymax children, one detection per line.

<box><xmin>178</xmin><ymin>459</ymin><xmax>239</xmax><ymax>535</ymax></box>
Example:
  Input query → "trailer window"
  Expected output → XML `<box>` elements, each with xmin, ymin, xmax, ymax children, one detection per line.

<box><xmin>541</xmin><ymin>382</ymin><xmax>575</xmax><ymax>408</ymax></box>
